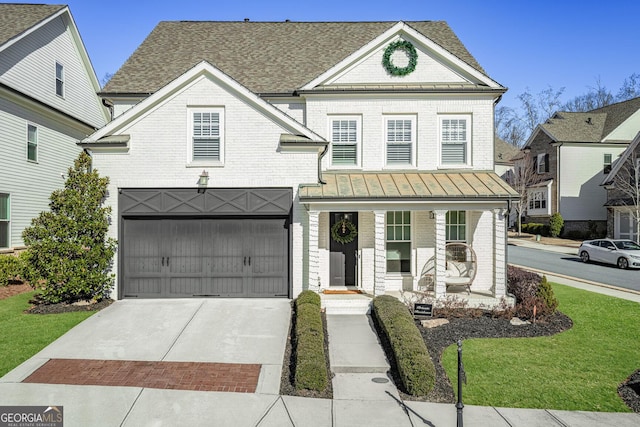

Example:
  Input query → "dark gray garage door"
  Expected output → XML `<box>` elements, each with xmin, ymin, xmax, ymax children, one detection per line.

<box><xmin>122</xmin><ymin>218</ymin><xmax>288</xmax><ymax>298</ymax></box>
<box><xmin>118</xmin><ymin>188</ymin><xmax>292</xmax><ymax>298</ymax></box>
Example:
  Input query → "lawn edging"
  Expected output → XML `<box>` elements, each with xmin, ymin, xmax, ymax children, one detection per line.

<box><xmin>372</xmin><ymin>295</ymin><xmax>435</xmax><ymax>396</ymax></box>
<box><xmin>293</xmin><ymin>290</ymin><xmax>328</xmax><ymax>391</ymax></box>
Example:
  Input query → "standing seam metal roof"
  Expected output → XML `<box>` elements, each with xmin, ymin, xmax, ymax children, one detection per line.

<box><xmin>102</xmin><ymin>21</ymin><xmax>488</xmax><ymax>95</ymax></box>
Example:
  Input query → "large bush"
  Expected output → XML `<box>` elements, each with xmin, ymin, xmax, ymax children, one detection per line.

<box><xmin>293</xmin><ymin>291</ymin><xmax>328</xmax><ymax>391</ymax></box>
<box><xmin>521</xmin><ymin>222</ymin><xmax>549</xmax><ymax>236</ymax></box>
<box><xmin>0</xmin><ymin>253</ymin><xmax>25</xmax><ymax>287</ymax></box>
<box><xmin>372</xmin><ymin>295</ymin><xmax>435</xmax><ymax>396</ymax></box>
<box><xmin>507</xmin><ymin>266</ymin><xmax>559</xmax><ymax>320</ymax></box>
<box><xmin>548</xmin><ymin>212</ymin><xmax>564</xmax><ymax>238</ymax></box>
<box><xmin>22</xmin><ymin>152</ymin><xmax>117</xmax><ymax>303</ymax></box>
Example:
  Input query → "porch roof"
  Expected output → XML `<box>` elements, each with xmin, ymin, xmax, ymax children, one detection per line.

<box><xmin>299</xmin><ymin>171</ymin><xmax>519</xmax><ymax>201</ymax></box>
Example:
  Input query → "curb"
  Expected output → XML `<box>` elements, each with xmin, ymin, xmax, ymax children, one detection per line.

<box><xmin>508</xmin><ymin>263</ymin><xmax>640</xmax><ymax>297</ymax></box>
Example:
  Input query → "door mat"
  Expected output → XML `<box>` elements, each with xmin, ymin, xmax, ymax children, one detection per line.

<box><xmin>322</xmin><ymin>289</ymin><xmax>363</xmax><ymax>295</ymax></box>
<box><xmin>23</xmin><ymin>358</ymin><xmax>260</xmax><ymax>393</ymax></box>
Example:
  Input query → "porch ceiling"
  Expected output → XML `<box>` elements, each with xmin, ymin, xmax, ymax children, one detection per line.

<box><xmin>299</xmin><ymin>171</ymin><xmax>519</xmax><ymax>201</ymax></box>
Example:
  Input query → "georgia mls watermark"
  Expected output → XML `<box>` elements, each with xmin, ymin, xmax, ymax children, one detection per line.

<box><xmin>0</xmin><ymin>406</ymin><xmax>63</xmax><ymax>427</ymax></box>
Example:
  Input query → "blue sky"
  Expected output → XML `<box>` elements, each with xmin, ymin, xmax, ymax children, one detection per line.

<box><xmin>20</xmin><ymin>0</ymin><xmax>640</xmax><ymax>109</ymax></box>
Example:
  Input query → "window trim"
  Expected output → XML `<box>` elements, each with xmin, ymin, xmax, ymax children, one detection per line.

<box><xmin>384</xmin><ymin>115</ymin><xmax>416</xmax><ymax>167</ymax></box>
<box><xmin>527</xmin><ymin>181</ymin><xmax>552</xmax><ymax>215</ymax></box>
<box><xmin>187</xmin><ymin>107</ymin><xmax>225</xmax><ymax>167</ymax></box>
<box><xmin>385</xmin><ymin>210</ymin><xmax>412</xmax><ymax>274</ymax></box>
<box><xmin>445</xmin><ymin>210</ymin><xmax>467</xmax><ymax>243</ymax></box>
<box><xmin>0</xmin><ymin>193</ymin><xmax>10</xmax><ymax>249</ymax></box>
<box><xmin>55</xmin><ymin>61</ymin><xmax>64</xmax><ymax>98</ymax></box>
<box><xmin>328</xmin><ymin>115</ymin><xmax>361</xmax><ymax>168</ymax></box>
<box><xmin>27</xmin><ymin>123</ymin><xmax>38</xmax><ymax>162</ymax></box>
<box><xmin>439</xmin><ymin>114</ymin><xmax>471</xmax><ymax>167</ymax></box>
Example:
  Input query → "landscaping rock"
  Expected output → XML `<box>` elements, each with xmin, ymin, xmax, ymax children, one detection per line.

<box><xmin>421</xmin><ymin>318</ymin><xmax>449</xmax><ymax>328</ymax></box>
<box><xmin>510</xmin><ymin>317</ymin><xmax>531</xmax><ymax>326</ymax></box>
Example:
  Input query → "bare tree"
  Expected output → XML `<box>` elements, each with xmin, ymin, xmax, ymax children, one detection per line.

<box><xmin>562</xmin><ymin>77</ymin><xmax>614</xmax><ymax>112</ymax></box>
<box><xmin>608</xmin><ymin>149</ymin><xmax>640</xmax><ymax>243</ymax></box>
<box><xmin>504</xmin><ymin>152</ymin><xmax>544</xmax><ymax>235</ymax></box>
<box><xmin>617</xmin><ymin>73</ymin><xmax>640</xmax><ymax>101</ymax></box>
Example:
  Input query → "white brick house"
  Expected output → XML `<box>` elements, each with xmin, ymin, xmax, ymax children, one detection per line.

<box><xmin>83</xmin><ymin>21</ymin><xmax>517</xmax><ymax>301</ymax></box>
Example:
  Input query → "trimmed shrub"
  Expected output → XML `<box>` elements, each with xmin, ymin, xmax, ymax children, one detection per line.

<box><xmin>507</xmin><ymin>265</ymin><xmax>541</xmax><ymax>303</ymax></box>
<box><xmin>293</xmin><ymin>296</ymin><xmax>328</xmax><ymax>391</ymax></box>
<box><xmin>295</xmin><ymin>290</ymin><xmax>321</xmax><ymax>308</ymax></box>
<box><xmin>521</xmin><ymin>222</ymin><xmax>550</xmax><ymax>236</ymax></box>
<box><xmin>536</xmin><ymin>276</ymin><xmax>558</xmax><ymax>315</ymax></box>
<box><xmin>548</xmin><ymin>213</ymin><xmax>564</xmax><ymax>238</ymax></box>
<box><xmin>372</xmin><ymin>295</ymin><xmax>435</xmax><ymax>396</ymax></box>
<box><xmin>0</xmin><ymin>253</ymin><xmax>25</xmax><ymax>286</ymax></box>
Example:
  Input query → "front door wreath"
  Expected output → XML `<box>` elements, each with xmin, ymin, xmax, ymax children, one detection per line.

<box><xmin>331</xmin><ymin>218</ymin><xmax>358</xmax><ymax>244</ymax></box>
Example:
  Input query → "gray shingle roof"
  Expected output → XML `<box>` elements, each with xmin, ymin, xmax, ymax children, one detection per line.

<box><xmin>0</xmin><ymin>4</ymin><xmax>65</xmax><ymax>47</ymax></box>
<box><xmin>541</xmin><ymin>97</ymin><xmax>640</xmax><ymax>143</ymax></box>
<box><xmin>494</xmin><ymin>136</ymin><xmax>519</xmax><ymax>164</ymax></box>
<box><xmin>102</xmin><ymin>21</ymin><xmax>488</xmax><ymax>95</ymax></box>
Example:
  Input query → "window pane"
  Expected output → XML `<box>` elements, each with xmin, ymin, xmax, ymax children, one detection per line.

<box><xmin>56</xmin><ymin>63</ymin><xmax>64</xmax><ymax>96</ymax></box>
<box><xmin>332</xmin><ymin>144</ymin><xmax>357</xmax><ymax>165</ymax></box>
<box><xmin>387</xmin><ymin>226</ymin><xmax>394</xmax><ymax>240</ymax></box>
<box><xmin>386</xmin><ymin>242</ymin><xmax>410</xmax><ymax>273</ymax></box>
<box><xmin>193</xmin><ymin>138</ymin><xmax>220</xmax><ymax>160</ymax></box>
<box><xmin>442</xmin><ymin>143</ymin><xmax>465</xmax><ymax>164</ymax></box>
<box><xmin>387</xmin><ymin>144</ymin><xmax>411</xmax><ymax>164</ymax></box>
<box><xmin>0</xmin><ymin>222</ymin><xmax>8</xmax><ymax>248</ymax></box>
<box><xmin>27</xmin><ymin>125</ymin><xmax>37</xmax><ymax>161</ymax></box>
<box><xmin>0</xmin><ymin>195</ymin><xmax>8</xmax><ymax>220</ymax></box>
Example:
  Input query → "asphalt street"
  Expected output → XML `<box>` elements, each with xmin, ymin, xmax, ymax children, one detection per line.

<box><xmin>507</xmin><ymin>244</ymin><xmax>640</xmax><ymax>292</ymax></box>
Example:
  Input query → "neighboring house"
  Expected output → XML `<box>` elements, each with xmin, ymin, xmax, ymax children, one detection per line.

<box><xmin>601</xmin><ymin>132</ymin><xmax>640</xmax><ymax>242</ymax></box>
<box><xmin>84</xmin><ymin>21</ymin><xmax>518</xmax><ymax>301</ymax></box>
<box><xmin>494</xmin><ymin>136</ymin><xmax>520</xmax><ymax>227</ymax></box>
<box><xmin>522</xmin><ymin>97</ymin><xmax>640</xmax><ymax>236</ymax></box>
<box><xmin>0</xmin><ymin>4</ymin><xmax>109</xmax><ymax>251</ymax></box>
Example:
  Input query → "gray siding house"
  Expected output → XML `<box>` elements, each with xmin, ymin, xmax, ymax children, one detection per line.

<box><xmin>0</xmin><ymin>4</ymin><xmax>109</xmax><ymax>251</ymax></box>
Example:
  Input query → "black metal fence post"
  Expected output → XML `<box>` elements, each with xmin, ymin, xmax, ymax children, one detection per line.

<box><xmin>456</xmin><ymin>339</ymin><xmax>465</xmax><ymax>427</ymax></box>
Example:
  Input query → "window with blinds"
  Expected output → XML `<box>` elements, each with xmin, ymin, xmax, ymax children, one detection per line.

<box><xmin>385</xmin><ymin>117</ymin><xmax>414</xmax><ymax>165</ymax></box>
<box><xmin>331</xmin><ymin>118</ymin><xmax>359</xmax><ymax>166</ymax></box>
<box><xmin>192</xmin><ymin>110</ymin><xmax>222</xmax><ymax>161</ymax></box>
<box><xmin>441</xmin><ymin>116</ymin><xmax>469</xmax><ymax>165</ymax></box>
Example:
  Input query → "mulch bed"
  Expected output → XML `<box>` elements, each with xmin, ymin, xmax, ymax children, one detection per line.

<box><xmin>618</xmin><ymin>369</ymin><xmax>640</xmax><ymax>413</ymax></box>
<box><xmin>0</xmin><ymin>283</ymin><xmax>32</xmax><ymax>300</ymax></box>
<box><xmin>0</xmin><ymin>282</ymin><xmax>113</xmax><ymax>313</ymax></box>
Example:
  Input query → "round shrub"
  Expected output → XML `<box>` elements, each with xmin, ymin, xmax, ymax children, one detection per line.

<box><xmin>296</xmin><ymin>290</ymin><xmax>321</xmax><ymax>307</ymax></box>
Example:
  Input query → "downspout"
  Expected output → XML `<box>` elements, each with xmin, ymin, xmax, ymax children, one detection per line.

<box><xmin>318</xmin><ymin>144</ymin><xmax>328</xmax><ymax>184</ymax></box>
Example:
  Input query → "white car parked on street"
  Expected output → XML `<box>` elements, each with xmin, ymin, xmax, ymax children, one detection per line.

<box><xmin>578</xmin><ymin>239</ymin><xmax>640</xmax><ymax>269</ymax></box>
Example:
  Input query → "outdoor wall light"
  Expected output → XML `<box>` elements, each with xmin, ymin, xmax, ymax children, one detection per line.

<box><xmin>197</xmin><ymin>170</ymin><xmax>209</xmax><ymax>193</ymax></box>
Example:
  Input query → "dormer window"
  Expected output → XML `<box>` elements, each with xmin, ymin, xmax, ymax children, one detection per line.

<box><xmin>55</xmin><ymin>62</ymin><xmax>64</xmax><ymax>97</ymax></box>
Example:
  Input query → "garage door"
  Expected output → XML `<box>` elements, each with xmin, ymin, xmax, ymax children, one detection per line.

<box><xmin>119</xmin><ymin>188</ymin><xmax>292</xmax><ymax>299</ymax></box>
<box><xmin>122</xmin><ymin>218</ymin><xmax>289</xmax><ymax>298</ymax></box>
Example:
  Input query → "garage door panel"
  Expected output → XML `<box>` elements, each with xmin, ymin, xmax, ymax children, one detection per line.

<box><xmin>123</xmin><ymin>218</ymin><xmax>289</xmax><ymax>298</ymax></box>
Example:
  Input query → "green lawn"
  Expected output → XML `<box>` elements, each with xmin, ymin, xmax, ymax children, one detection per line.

<box><xmin>442</xmin><ymin>283</ymin><xmax>640</xmax><ymax>412</ymax></box>
<box><xmin>0</xmin><ymin>291</ymin><xmax>97</xmax><ymax>377</ymax></box>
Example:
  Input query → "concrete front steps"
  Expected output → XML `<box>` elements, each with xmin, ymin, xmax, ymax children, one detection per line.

<box><xmin>320</xmin><ymin>289</ymin><xmax>373</xmax><ymax>315</ymax></box>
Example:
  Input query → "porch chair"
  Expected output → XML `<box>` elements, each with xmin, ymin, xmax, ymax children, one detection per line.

<box><xmin>418</xmin><ymin>243</ymin><xmax>477</xmax><ymax>295</ymax></box>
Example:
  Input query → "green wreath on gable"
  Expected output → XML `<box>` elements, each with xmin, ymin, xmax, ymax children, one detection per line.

<box><xmin>382</xmin><ymin>40</ymin><xmax>418</xmax><ymax>76</ymax></box>
<box><xmin>331</xmin><ymin>219</ymin><xmax>358</xmax><ymax>244</ymax></box>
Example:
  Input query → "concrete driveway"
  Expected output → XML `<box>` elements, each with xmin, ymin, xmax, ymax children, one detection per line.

<box><xmin>1</xmin><ymin>298</ymin><xmax>291</xmax><ymax>394</ymax></box>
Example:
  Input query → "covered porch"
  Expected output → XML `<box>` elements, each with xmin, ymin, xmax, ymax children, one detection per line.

<box><xmin>299</xmin><ymin>171</ymin><xmax>519</xmax><ymax>305</ymax></box>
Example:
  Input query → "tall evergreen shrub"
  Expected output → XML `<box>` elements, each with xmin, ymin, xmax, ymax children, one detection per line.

<box><xmin>22</xmin><ymin>152</ymin><xmax>117</xmax><ymax>303</ymax></box>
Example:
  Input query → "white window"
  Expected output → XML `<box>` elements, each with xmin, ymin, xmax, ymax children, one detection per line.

<box><xmin>440</xmin><ymin>115</ymin><xmax>470</xmax><ymax>165</ymax></box>
<box><xmin>385</xmin><ymin>116</ymin><xmax>415</xmax><ymax>166</ymax></box>
<box><xmin>446</xmin><ymin>211</ymin><xmax>466</xmax><ymax>242</ymax></box>
<box><xmin>27</xmin><ymin>124</ymin><xmax>37</xmax><ymax>162</ymax></box>
<box><xmin>55</xmin><ymin>62</ymin><xmax>64</xmax><ymax>97</ymax></box>
<box><xmin>604</xmin><ymin>153</ymin><xmax>612</xmax><ymax>174</ymax></box>
<box><xmin>0</xmin><ymin>194</ymin><xmax>9</xmax><ymax>248</ymax></box>
<box><xmin>528</xmin><ymin>190</ymin><xmax>547</xmax><ymax>211</ymax></box>
<box><xmin>330</xmin><ymin>117</ymin><xmax>360</xmax><ymax>167</ymax></box>
<box><xmin>189</xmin><ymin>108</ymin><xmax>224</xmax><ymax>164</ymax></box>
<box><xmin>386</xmin><ymin>211</ymin><xmax>411</xmax><ymax>273</ymax></box>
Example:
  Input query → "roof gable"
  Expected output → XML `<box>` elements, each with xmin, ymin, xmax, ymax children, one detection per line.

<box><xmin>102</xmin><ymin>21</ymin><xmax>494</xmax><ymax>96</ymax></box>
<box><xmin>85</xmin><ymin>61</ymin><xmax>325</xmax><ymax>144</ymax></box>
<box><xmin>602</xmin><ymin>131</ymin><xmax>640</xmax><ymax>186</ymax></box>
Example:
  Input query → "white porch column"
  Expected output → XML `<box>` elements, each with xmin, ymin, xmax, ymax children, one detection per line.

<box><xmin>308</xmin><ymin>210</ymin><xmax>320</xmax><ymax>292</ymax></box>
<box><xmin>373</xmin><ymin>210</ymin><xmax>386</xmax><ymax>295</ymax></box>
<box><xmin>493</xmin><ymin>208</ymin><xmax>507</xmax><ymax>298</ymax></box>
<box><xmin>433</xmin><ymin>210</ymin><xmax>447</xmax><ymax>298</ymax></box>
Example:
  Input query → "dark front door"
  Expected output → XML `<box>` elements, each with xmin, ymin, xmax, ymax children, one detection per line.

<box><xmin>122</xmin><ymin>218</ymin><xmax>289</xmax><ymax>298</ymax></box>
<box><xmin>329</xmin><ymin>212</ymin><xmax>358</xmax><ymax>286</ymax></box>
